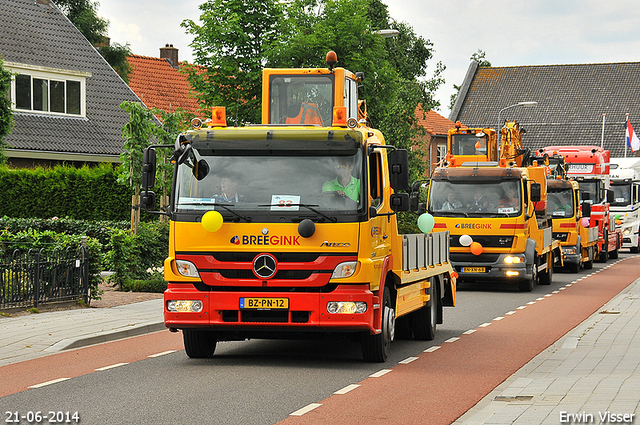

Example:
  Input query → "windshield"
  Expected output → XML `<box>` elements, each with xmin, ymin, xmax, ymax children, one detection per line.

<box><xmin>577</xmin><ymin>180</ymin><xmax>601</xmax><ymax>204</ymax></box>
<box><xmin>174</xmin><ymin>149</ymin><xmax>363</xmax><ymax>220</ymax></box>
<box><xmin>548</xmin><ymin>189</ymin><xmax>575</xmax><ymax>218</ymax></box>
<box><xmin>269</xmin><ymin>75</ymin><xmax>334</xmax><ymax>126</ymax></box>
<box><xmin>451</xmin><ymin>134</ymin><xmax>486</xmax><ymax>156</ymax></box>
<box><xmin>611</xmin><ymin>183</ymin><xmax>631</xmax><ymax>206</ymax></box>
<box><xmin>428</xmin><ymin>180</ymin><xmax>522</xmax><ymax>217</ymax></box>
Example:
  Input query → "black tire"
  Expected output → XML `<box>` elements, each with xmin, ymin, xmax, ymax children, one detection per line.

<box><xmin>598</xmin><ymin>230</ymin><xmax>609</xmax><ymax>263</ymax></box>
<box><xmin>539</xmin><ymin>253</ymin><xmax>553</xmax><ymax>285</ymax></box>
<box><xmin>519</xmin><ymin>258</ymin><xmax>537</xmax><ymax>292</ymax></box>
<box><xmin>183</xmin><ymin>329</ymin><xmax>217</xmax><ymax>358</ymax></box>
<box><xmin>411</xmin><ymin>278</ymin><xmax>437</xmax><ymax>341</ymax></box>
<box><xmin>568</xmin><ymin>261</ymin><xmax>580</xmax><ymax>273</ymax></box>
<box><xmin>362</xmin><ymin>289</ymin><xmax>394</xmax><ymax>362</ymax></box>
<box><xmin>584</xmin><ymin>247</ymin><xmax>594</xmax><ymax>269</ymax></box>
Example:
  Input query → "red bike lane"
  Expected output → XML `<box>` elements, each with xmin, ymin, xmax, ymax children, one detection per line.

<box><xmin>279</xmin><ymin>256</ymin><xmax>640</xmax><ymax>425</ymax></box>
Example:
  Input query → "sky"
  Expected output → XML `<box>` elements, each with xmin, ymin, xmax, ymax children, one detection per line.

<box><xmin>99</xmin><ymin>0</ymin><xmax>640</xmax><ymax>118</ymax></box>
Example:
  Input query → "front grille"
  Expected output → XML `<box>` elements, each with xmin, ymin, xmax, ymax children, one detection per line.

<box><xmin>218</xmin><ymin>269</ymin><xmax>317</xmax><ymax>280</ymax></box>
<box><xmin>212</xmin><ymin>252</ymin><xmax>324</xmax><ymax>263</ymax></box>
<box><xmin>235</xmin><ymin>310</ymin><xmax>310</xmax><ymax>323</ymax></box>
<box><xmin>450</xmin><ymin>253</ymin><xmax>501</xmax><ymax>263</ymax></box>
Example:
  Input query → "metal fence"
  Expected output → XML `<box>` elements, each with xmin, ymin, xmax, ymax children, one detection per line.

<box><xmin>0</xmin><ymin>244</ymin><xmax>89</xmax><ymax>310</ymax></box>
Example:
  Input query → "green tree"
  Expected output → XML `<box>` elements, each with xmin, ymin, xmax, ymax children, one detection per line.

<box><xmin>52</xmin><ymin>0</ymin><xmax>132</xmax><ymax>83</ymax></box>
<box><xmin>450</xmin><ymin>49</ymin><xmax>490</xmax><ymax>110</ymax></box>
<box><xmin>0</xmin><ymin>56</ymin><xmax>14</xmax><ymax>164</ymax></box>
<box><xmin>182</xmin><ymin>0</ymin><xmax>284</xmax><ymax>124</ymax></box>
<box><xmin>118</xmin><ymin>101</ymin><xmax>158</xmax><ymax>234</ymax></box>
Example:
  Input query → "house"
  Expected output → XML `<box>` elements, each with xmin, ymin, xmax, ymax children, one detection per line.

<box><xmin>414</xmin><ymin>106</ymin><xmax>458</xmax><ymax>176</ymax></box>
<box><xmin>0</xmin><ymin>0</ymin><xmax>141</xmax><ymax>168</ymax></box>
<box><xmin>450</xmin><ymin>61</ymin><xmax>640</xmax><ymax>157</ymax></box>
<box><xmin>127</xmin><ymin>45</ymin><xmax>201</xmax><ymax>116</ymax></box>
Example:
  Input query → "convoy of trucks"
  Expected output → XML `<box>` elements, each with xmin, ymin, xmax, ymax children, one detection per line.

<box><xmin>538</xmin><ymin>146</ymin><xmax>623</xmax><ymax>262</ymax></box>
<box><xmin>425</xmin><ymin>121</ymin><xmax>562</xmax><ymax>292</ymax></box>
<box><xmin>138</xmin><ymin>52</ymin><xmax>635</xmax><ymax>362</ymax></box>
<box><xmin>140</xmin><ymin>52</ymin><xmax>457</xmax><ymax>362</ymax></box>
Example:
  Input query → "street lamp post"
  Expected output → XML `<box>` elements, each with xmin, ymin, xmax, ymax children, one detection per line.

<box><xmin>497</xmin><ymin>101</ymin><xmax>538</xmax><ymax>146</ymax></box>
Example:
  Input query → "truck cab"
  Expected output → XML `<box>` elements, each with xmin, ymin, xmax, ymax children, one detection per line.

<box><xmin>610</xmin><ymin>157</ymin><xmax>640</xmax><ymax>252</ymax></box>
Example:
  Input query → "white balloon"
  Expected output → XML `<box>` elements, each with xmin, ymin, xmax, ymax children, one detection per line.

<box><xmin>459</xmin><ymin>234</ymin><xmax>473</xmax><ymax>246</ymax></box>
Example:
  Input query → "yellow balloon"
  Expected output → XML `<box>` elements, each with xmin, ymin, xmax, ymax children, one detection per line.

<box><xmin>202</xmin><ymin>210</ymin><xmax>223</xmax><ymax>232</ymax></box>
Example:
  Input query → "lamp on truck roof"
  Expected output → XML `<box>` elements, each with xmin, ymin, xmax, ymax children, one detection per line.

<box><xmin>210</xmin><ymin>107</ymin><xmax>227</xmax><ymax>127</ymax></box>
<box><xmin>326</xmin><ymin>51</ymin><xmax>337</xmax><ymax>71</ymax></box>
<box><xmin>333</xmin><ymin>106</ymin><xmax>347</xmax><ymax>127</ymax></box>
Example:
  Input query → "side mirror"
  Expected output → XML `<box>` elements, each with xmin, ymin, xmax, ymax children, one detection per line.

<box><xmin>530</xmin><ymin>182</ymin><xmax>541</xmax><ymax>203</ymax></box>
<box><xmin>140</xmin><ymin>190</ymin><xmax>157</xmax><ymax>211</ymax></box>
<box><xmin>194</xmin><ymin>159</ymin><xmax>210</xmax><ymax>181</ymax></box>
<box><xmin>390</xmin><ymin>193</ymin><xmax>410</xmax><ymax>212</ymax></box>
<box><xmin>582</xmin><ymin>202</ymin><xmax>591</xmax><ymax>217</ymax></box>
<box><xmin>581</xmin><ymin>192</ymin><xmax>591</xmax><ymax>201</ymax></box>
<box><xmin>606</xmin><ymin>189</ymin><xmax>614</xmax><ymax>203</ymax></box>
<box><xmin>142</xmin><ymin>148</ymin><xmax>157</xmax><ymax>190</ymax></box>
<box><xmin>388</xmin><ymin>149</ymin><xmax>410</xmax><ymax>191</ymax></box>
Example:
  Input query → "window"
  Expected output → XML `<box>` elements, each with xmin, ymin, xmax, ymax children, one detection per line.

<box><xmin>7</xmin><ymin>62</ymin><xmax>89</xmax><ymax>117</ymax></box>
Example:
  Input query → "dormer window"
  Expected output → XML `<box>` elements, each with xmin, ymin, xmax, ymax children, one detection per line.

<box><xmin>6</xmin><ymin>62</ymin><xmax>90</xmax><ymax>117</ymax></box>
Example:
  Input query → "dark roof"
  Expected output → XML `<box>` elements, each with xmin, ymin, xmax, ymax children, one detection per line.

<box><xmin>450</xmin><ymin>61</ymin><xmax>640</xmax><ymax>157</ymax></box>
<box><xmin>0</xmin><ymin>0</ymin><xmax>141</xmax><ymax>161</ymax></box>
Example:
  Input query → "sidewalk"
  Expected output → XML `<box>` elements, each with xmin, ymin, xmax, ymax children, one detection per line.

<box><xmin>0</xmin><ymin>298</ymin><xmax>164</xmax><ymax>367</ymax></box>
<box><xmin>454</xmin><ymin>277</ymin><xmax>640</xmax><ymax>424</ymax></box>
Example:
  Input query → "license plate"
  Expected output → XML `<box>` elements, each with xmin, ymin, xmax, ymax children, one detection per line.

<box><xmin>240</xmin><ymin>297</ymin><xmax>289</xmax><ymax>310</ymax></box>
<box><xmin>462</xmin><ymin>267</ymin><xmax>486</xmax><ymax>273</ymax></box>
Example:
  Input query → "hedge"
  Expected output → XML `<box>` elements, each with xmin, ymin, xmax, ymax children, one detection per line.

<box><xmin>0</xmin><ymin>163</ymin><xmax>134</xmax><ymax>220</ymax></box>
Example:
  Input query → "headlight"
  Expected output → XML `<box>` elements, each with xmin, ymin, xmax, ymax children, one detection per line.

<box><xmin>327</xmin><ymin>301</ymin><xmax>367</xmax><ymax>314</ymax></box>
<box><xmin>623</xmin><ymin>227</ymin><xmax>632</xmax><ymax>235</ymax></box>
<box><xmin>331</xmin><ymin>261</ymin><xmax>357</xmax><ymax>279</ymax></box>
<box><xmin>563</xmin><ymin>247</ymin><xmax>577</xmax><ymax>255</ymax></box>
<box><xmin>167</xmin><ymin>300</ymin><xmax>203</xmax><ymax>312</ymax></box>
<box><xmin>503</xmin><ymin>255</ymin><xmax>524</xmax><ymax>264</ymax></box>
<box><xmin>176</xmin><ymin>260</ymin><xmax>200</xmax><ymax>277</ymax></box>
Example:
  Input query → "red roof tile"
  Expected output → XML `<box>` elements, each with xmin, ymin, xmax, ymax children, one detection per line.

<box><xmin>415</xmin><ymin>105</ymin><xmax>459</xmax><ymax>135</ymax></box>
<box><xmin>127</xmin><ymin>55</ymin><xmax>201</xmax><ymax>115</ymax></box>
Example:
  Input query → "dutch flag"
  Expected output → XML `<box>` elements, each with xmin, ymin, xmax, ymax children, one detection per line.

<box><xmin>627</xmin><ymin>118</ymin><xmax>640</xmax><ymax>152</ymax></box>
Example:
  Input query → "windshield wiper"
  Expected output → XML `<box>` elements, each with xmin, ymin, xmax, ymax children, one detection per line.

<box><xmin>258</xmin><ymin>203</ymin><xmax>338</xmax><ymax>223</ymax></box>
<box><xmin>180</xmin><ymin>201</ymin><xmax>251</xmax><ymax>222</ymax></box>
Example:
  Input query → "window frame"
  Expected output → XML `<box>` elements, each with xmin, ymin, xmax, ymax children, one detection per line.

<box><xmin>5</xmin><ymin>62</ymin><xmax>90</xmax><ymax>118</ymax></box>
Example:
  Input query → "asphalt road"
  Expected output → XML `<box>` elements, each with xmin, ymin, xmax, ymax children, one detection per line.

<box><xmin>0</xmin><ymin>254</ymin><xmax>631</xmax><ymax>425</ymax></box>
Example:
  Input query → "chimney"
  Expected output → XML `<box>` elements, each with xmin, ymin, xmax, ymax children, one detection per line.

<box><xmin>160</xmin><ymin>44</ymin><xmax>179</xmax><ymax>68</ymax></box>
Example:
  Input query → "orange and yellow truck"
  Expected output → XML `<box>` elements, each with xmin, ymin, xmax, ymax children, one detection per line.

<box><xmin>425</xmin><ymin>121</ymin><xmax>562</xmax><ymax>291</ymax></box>
<box><xmin>140</xmin><ymin>53</ymin><xmax>456</xmax><ymax>362</ymax></box>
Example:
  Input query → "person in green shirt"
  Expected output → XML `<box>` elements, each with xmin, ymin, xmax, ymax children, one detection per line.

<box><xmin>322</xmin><ymin>158</ymin><xmax>361</xmax><ymax>203</ymax></box>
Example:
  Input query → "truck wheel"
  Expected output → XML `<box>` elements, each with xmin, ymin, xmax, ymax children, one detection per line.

<box><xmin>598</xmin><ymin>230</ymin><xmax>609</xmax><ymax>262</ymax></box>
<box><xmin>183</xmin><ymin>329</ymin><xmax>217</xmax><ymax>358</ymax></box>
<box><xmin>518</xmin><ymin>260</ymin><xmax>537</xmax><ymax>292</ymax></box>
<box><xmin>362</xmin><ymin>289</ymin><xmax>394</xmax><ymax>362</ymax></box>
<box><xmin>412</xmin><ymin>278</ymin><xmax>437</xmax><ymax>341</ymax></box>
<box><xmin>584</xmin><ymin>247</ymin><xmax>594</xmax><ymax>269</ymax></box>
<box><xmin>631</xmin><ymin>243</ymin><xmax>640</xmax><ymax>254</ymax></box>
<box><xmin>539</xmin><ymin>253</ymin><xmax>553</xmax><ymax>285</ymax></box>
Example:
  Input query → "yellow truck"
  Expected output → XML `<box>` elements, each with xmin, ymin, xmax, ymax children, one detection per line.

<box><xmin>140</xmin><ymin>52</ymin><xmax>456</xmax><ymax>362</ymax></box>
<box><xmin>425</xmin><ymin>121</ymin><xmax>562</xmax><ymax>291</ymax></box>
<box><xmin>546</xmin><ymin>178</ymin><xmax>598</xmax><ymax>272</ymax></box>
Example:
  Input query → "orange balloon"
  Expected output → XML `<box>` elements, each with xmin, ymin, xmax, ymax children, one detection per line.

<box><xmin>470</xmin><ymin>241</ymin><xmax>483</xmax><ymax>256</ymax></box>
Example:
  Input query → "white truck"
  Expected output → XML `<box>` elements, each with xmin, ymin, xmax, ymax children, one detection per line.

<box><xmin>610</xmin><ymin>157</ymin><xmax>640</xmax><ymax>252</ymax></box>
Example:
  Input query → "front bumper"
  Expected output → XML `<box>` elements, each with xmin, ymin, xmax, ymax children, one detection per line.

<box><xmin>451</xmin><ymin>253</ymin><xmax>530</xmax><ymax>282</ymax></box>
<box><xmin>164</xmin><ymin>283</ymin><xmax>378</xmax><ymax>336</ymax></box>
